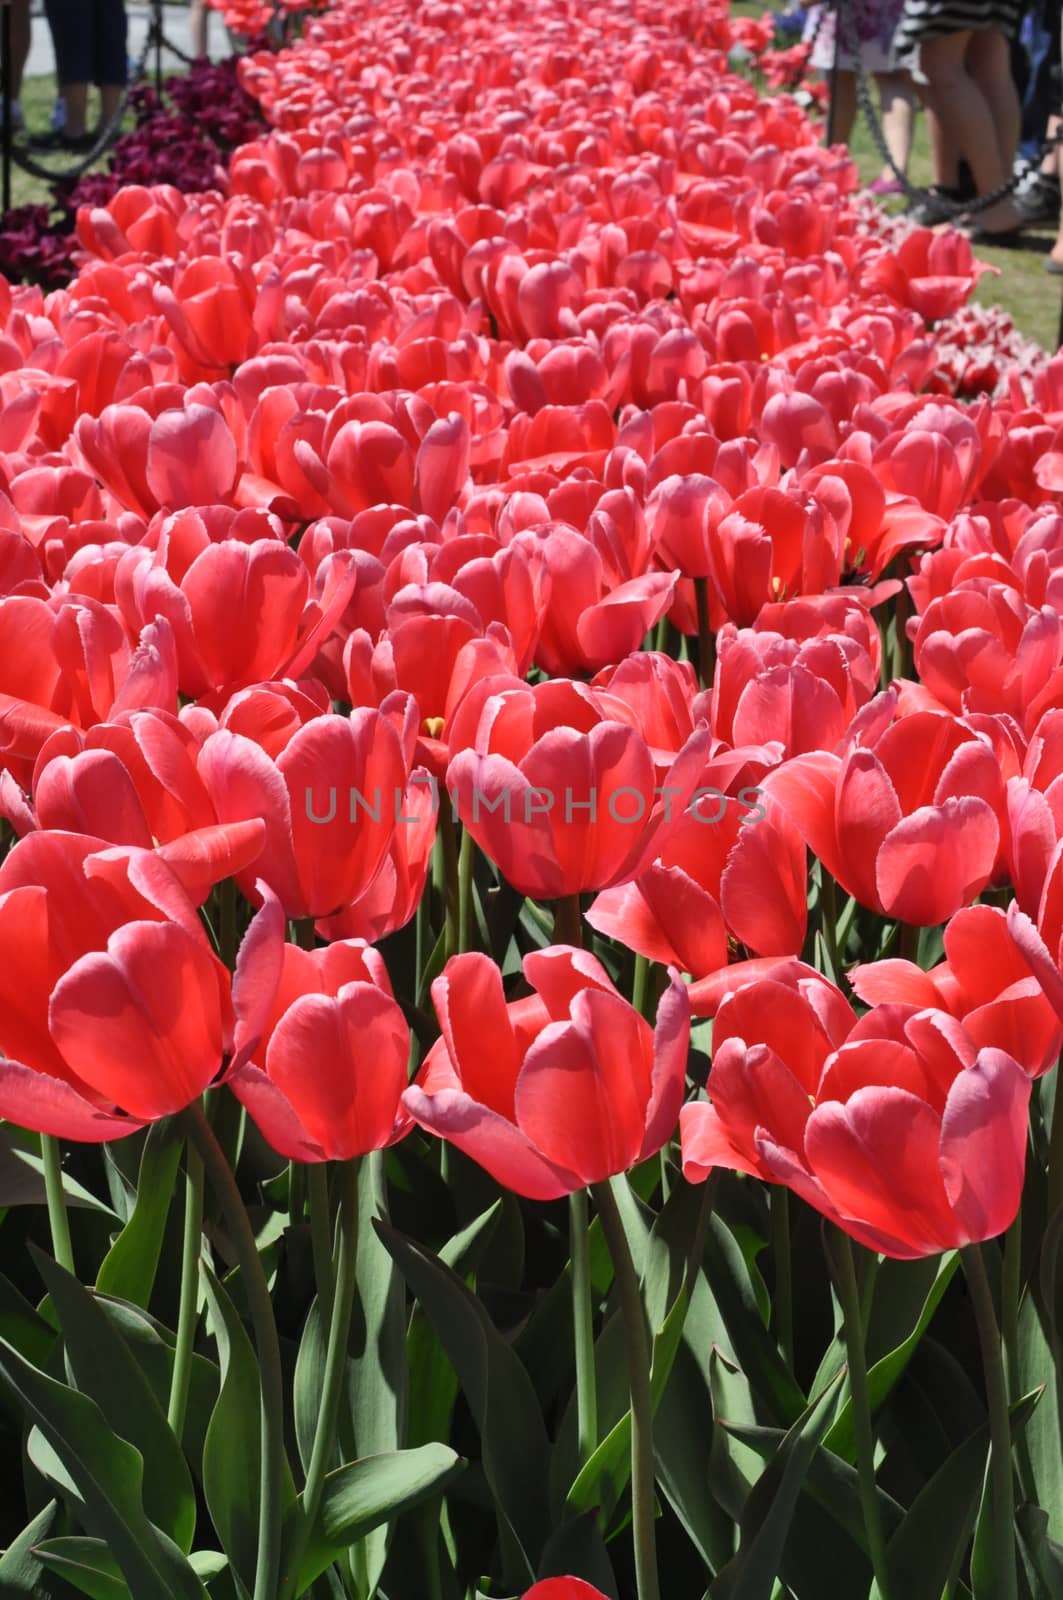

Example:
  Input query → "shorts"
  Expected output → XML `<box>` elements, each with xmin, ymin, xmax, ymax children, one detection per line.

<box><xmin>43</xmin><ymin>0</ymin><xmax>129</xmax><ymax>88</ymax></box>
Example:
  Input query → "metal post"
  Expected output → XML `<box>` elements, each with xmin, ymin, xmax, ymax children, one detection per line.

<box><xmin>1</xmin><ymin>0</ymin><xmax>12</xmax><ymax>216</ymax></box>
<box><xmin>825</xmin><ymin>0</ymin><xmax>842</xmax><ymax>147</ymax></box>
<box><xmin>154</xmin><ymin>0</ymin><xmax>164</xmax><ymax>93</ymax></box>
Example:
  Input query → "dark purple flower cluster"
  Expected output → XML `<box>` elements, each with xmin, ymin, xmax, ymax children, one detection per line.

<box><xmin>165</xmin><ymin>58</ymin><xmax>265</xmax><ymax>149</ymax></box>
<box><xmin>0</xmin><ymin>56</ymin><xmax>268</xmax><ymax>290</ymax></box>
<box><xmin>0</xmin><ymin>203</ymin><xmax>78</xmax><ymax>291</ymax></box>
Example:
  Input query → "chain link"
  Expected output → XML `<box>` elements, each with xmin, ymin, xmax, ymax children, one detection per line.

<box><xmin>835</xmin><ymin>0</ymin><xmax>1063</xmax><ymax>218</ymax></box>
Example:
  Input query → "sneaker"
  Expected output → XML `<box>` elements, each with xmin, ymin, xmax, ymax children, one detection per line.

<box><xmin>1014</xmin><ymin>167</ymin><xmax>1061</xmax><ymax>226</ymax></box>
<box><xmin>25</xmin><ymin>127</ymin><xmax>96</xmax><ymax>153</ymax></box>
<box><xmin>906</xmin><ymin>188</ymin><xmax>964</xmax><ymax>227</ymax></box>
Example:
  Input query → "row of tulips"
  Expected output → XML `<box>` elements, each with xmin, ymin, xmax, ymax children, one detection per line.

<box><xmin>2</xmin><ymin>0</ymin><xmax>1063</xmax><ymax>1598</ymax></box>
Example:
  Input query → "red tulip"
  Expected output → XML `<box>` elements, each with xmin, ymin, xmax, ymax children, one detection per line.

<box><xmin>586</xmin><ymin>789</ymin><xmax>805</xmax><ymax>977</ymax></box>
<box><xmin>849</xmin><ymin>904</ymin><xmax>1062</xmax><ymax>1076</ymax></box>
<box><xmin>196</xmin><ymin>695</ymin><xmax>421</xmax><ymax>918</ymax></box>
<box><xmin>707</xmin><ymin>485</ymin><xmax>844</xmax><ymax>626</ymax></box>
<box><xmin>710</xmin><ymin>622</ymin><xmax>877</xmax><ymax>759</ymax></box>
<box><xmin>226</xmin><ymin>889</ymin><xmax>412</xmax><ymax>1162</ymax></box>
<box><xmin>0</xmin><ymin>831</ymin><xmax>232</xmax><ymax>1139</ymax></box>
<box><xmin>404</xmin><ymin>947</ymin><xmax>689</xmax><ymax>1198</ymax></box>
<box><xmin>681</xmin><ymin>968</ymin><xmax>1030</xmax><ymax>1259</ymax></box>
<box><xmin>315</xmin><ymin>774</ymin><xmax>437</xmax><ymax>943</ymax></box>
<box><xmin>909</xmin><ymin>583</ymin><xmax>1063</xmax><ymax>733</ymax></box>
<box><xmin>522</xmin><ymin>1582</ymin><xmax>611</xmax><ymax>1600</ymax></box>
<box><xmin>765</xmin><ymin>696</ymin><xmax>1003</xmax><ymax>925</ymax></box>
<box><xmin>446</xmin><ymin>678</ymin><xmax>711</xmax><ymax>898</ymax></box>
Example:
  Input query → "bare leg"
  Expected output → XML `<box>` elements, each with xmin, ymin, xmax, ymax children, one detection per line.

<box><xmin>827</xmin><ymin>69</ymin><xmax>857</xmax><ymax>144</ymax></box>
<box><xmin>925</xmin><ymin>99</ymin><xmax>960</xmax><ymax>188</ymax></box>
<box><xmin>1051</xmin><ymin>126</ymin><xmax>1063</xmax><ymax>267</ymax></box>
<box><xmin>918</xmin><ymin>31</ymin><xmax>1012</xmax><ymax>197</ymax></box>
<box><xmin>954</xmin><ymin>28</ymin><xmax>1026</xmax><ymax>229</ymax></box>
<box><xmin>967</xmin><ymin>29</ymin><xmax>1020</xmax><ymax>174</ymax></box>
<box><xmin>190</xmin><ymin>0</ymin><xmax>210</xmax><ymax>57</ymax></box>
<box><xmin>875</xmin><ymin>70</ymin><xmax>915</xmax><ymax>178</ymax></box>
<box><xmin>10</xmin><ymin>0</ymin><xmax>31</xmax><ymax>99</ymax></box>
<box><xmin>63</xmin><ymin>83</ymin><xmax>89</xmax><ymax>138</ymax></box>
<box><xmin>99</xmin><ymin>83</ymin><xmax>123</xmax><ymax>129</ymax></box>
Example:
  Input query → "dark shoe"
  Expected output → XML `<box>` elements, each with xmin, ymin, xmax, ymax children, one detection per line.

<box><xmin>25</xmin><ymin>128</ymin><xmax>96</xmax><ymax>154</ymax></box>
<box><xmin>1014</xmin><ymin>168</ymin><xmax>1062</xmax><ymax>226</ymax></box>
<box><xmin>906</xmin><ymin>188</ymin><xmax>963</xmax><ymax>227</ymax></box>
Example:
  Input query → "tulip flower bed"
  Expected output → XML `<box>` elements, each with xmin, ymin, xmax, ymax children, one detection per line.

<box><xmin>4</xmin><ymin>0</ymin><xmax>1063</xmax><ymax>1597</ymax></box>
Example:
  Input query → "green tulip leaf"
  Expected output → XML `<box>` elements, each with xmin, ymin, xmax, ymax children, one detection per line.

<box><xmin>31</xmin><ymin>1250</ymin><xmax>196</xmax><ymax>1553</ymax></box>
<box><xmin>376</xmin><ymin>1218</ymin><xmax>551</xmax><ymax>1584</ymax></box>
<box><xmin>95</xmin><ymin>1123</ymin><xmax>183</xmax><ymax>1308</ymax></box>
<box><xmin>200</xmin><ymin>1265</ymin><xmax>295</xmax><ymax>1595</ymax></box>
<box><xmin>824</xmin><ymin>1252</ymin><xmax>959</xmax><ymax>1462</ymax></box>
<box><xmin>0</xmin><ymin>1335</ymin><xmax>205</xmax><ymax>1600</ymax></box>
<box><xmin>30</xmin><ymin>1538</ymin><xmax>129</xmax><ymax>1600</ymax></box>
<box><xmin>0</xmin><ymin>1501</ymin><xmax>63</xmax><ymax>1596</ymax></box>
<box><xmin>709</xmin><ymin>1371</ymin><xmax>844</xmax><ymax>1599</ymax></box>
<box><xmin>293</xmin><ymin>1443</ymin><xmax>464</xmax><ymax>1593</ymax></box>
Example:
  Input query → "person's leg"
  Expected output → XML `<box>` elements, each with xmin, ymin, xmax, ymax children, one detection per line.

<box><xmin>967</xmin><ymin>28</ymin><xmax>1022</xmax><ymax>176</ymax></box>
<box><xmin>40</xmin><ymin>0</ymin><xmax>90</xmax><ymax>138</ymax></box>
<box><xmin>9</xmin><ymin>0</ymin><xmax>31</xmax><ymax>100</ymax></box>
<box><xmin>827</xmin><ymin>69</ymin><xmax>858</xmax><ymax>143</ymax></box>
<box><xmin>875</xmin><ymin>70</ymin><xmax>916</xmax><ymax>176</ymax></box>
<box><xmin>1051</xmin><ymin>31</ymin><xmax>1063</xmax><ymax>266</ymax></box>
<box><xmin>918</xmin><ymin>29</ymin><xmax>1008</xmax><ymax>193</ymax></box>
<box><xmin>957</xmin><ymin>27</ymin><xmax>1027</xmax><ymax>230</ymax></box>
<box><xmin>92</xmin><ymin>0</ymin><xmax>127</xmax><ymax>132</ymax></box>
<box><xmin>190</xmin><ymin>0</ymin><xmax>210</xmax><ymax>58</ymax></box>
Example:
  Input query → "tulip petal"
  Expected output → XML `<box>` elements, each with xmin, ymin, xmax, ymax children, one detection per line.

<box><xmin>939</xmin><ymin>1049</ymin><xmax>1030</xmax><ymax>1243</ymax></box>
<box><xmin>876</xmin><ymin>799</ymin><xmax>998</xmax><ymax>927</ymax></box>
<box><xmin>402</xmin><ymin>1084</ymin><xmax>581</xmax><ymax>1200</ymax></box>
<box><xmin>0</xmin><ymin>1058</ymin><xmax>144</xmax><ymax>1142</ymax></box>
<box><xmin>49</xmin><ymin>921</ymin><xmax>227</xmax><ymax>1120</ymax></box>
<box><xmin>265</xmin><ymin>984</ymin><xmax>409</xmax><ymax>1159</ymax></box>
<box><xmin>804</xmin><ymin>1087</ymin><xmax>959</xmax><ymax>1256</ymax></box>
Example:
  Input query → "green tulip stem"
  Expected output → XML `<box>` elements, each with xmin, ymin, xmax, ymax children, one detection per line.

<box><xmin>569</xmin><ymin>1187</ymin><xmax>598</xmax><ymax>1467</ymax></box>
<box><xmin>831</xmin><ymin>1229</ymin><xmax>892</xmax><ymax>1600</ymax></box>
<box><xmin>168</xmin><ymin>1140</ymin><xmax>204</xmax><ymax>1442</ymax></box>
<box><xmin>1046</xmin><ymin>1068</ymin><xmax>1063</xmax><ymax>1225</ymax></box>
<box><xmin>553</xmin><ymin>895</ymin><xmax>583</xmax><ymax>949</ymax></box>
<box><xmin>439</xmin><ymin>791</ymin><xmax>461</xmax><ymax>960</ymax></box>
<box><xmin>632</xmin><ymin>953</ymin><xmax>651</xmax><ymax>1018</ymax></box>
<box><xmin>457</xmin><ymin>825</ymin><xmax>475</xmax><ymax>954</ymax></box>
<box><xmin>961</xmin><ymin>1243</ymin><xmax>1018</xmax><ymax>1600</ymax></box>
<box><xmin>182</xmin><ymin>1101</ymin><xmax>285</xmax><ymax>1600</ymax></box>
<box><xmin>40</xmin><ymin>1134</ymin><xmax>74</xmax><ymax>1275</ymax></box>
<box><xmin>593</xmin><ymin>1178</ymin><xmax>660</xmax><ymax>1600</ymax></box>
<box><xmin>693</xmin><ymin>576</ymin><xmax>715</xmax><ymax>690</ymax></box>
<box><xmin>820</xmin><ymin>868</ymin><xmax>841</xmax><ymax>982</ymax></box>
<box><xmin>218</xmin><ymin>875</ymin><xmax>238</xmax><ymax>969</ymax></box>
<box><xmin>770</xmin><ymin>1187</ymin><xmax>794</xmax><ymax>1370</ymax></box>
<box><xmin>283</xmin><ymin>1159</ymin><xmax>360</xmax><ymax>1600</ymax></box>
<box><xmin>308</xmin><ymin>1163</ymin><xmax>335</xmax><ymax>1324</ymax></box>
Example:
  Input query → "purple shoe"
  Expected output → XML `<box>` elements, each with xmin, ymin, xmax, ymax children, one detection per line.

<box><xmin>868</xmin><ymin>176</ymin><xmax>904</xmax><ymax>197</ymax></box>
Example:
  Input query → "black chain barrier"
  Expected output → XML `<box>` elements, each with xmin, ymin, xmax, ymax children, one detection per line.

<box><xmin>834</xmin><ymin>0</ymin><xmax>1063</xmax><ymax>220</ymax></box>
<box><xmin>4</xmin><ymin>0</ymin><xmax>196</xmax><ymax>191</ymax></box>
